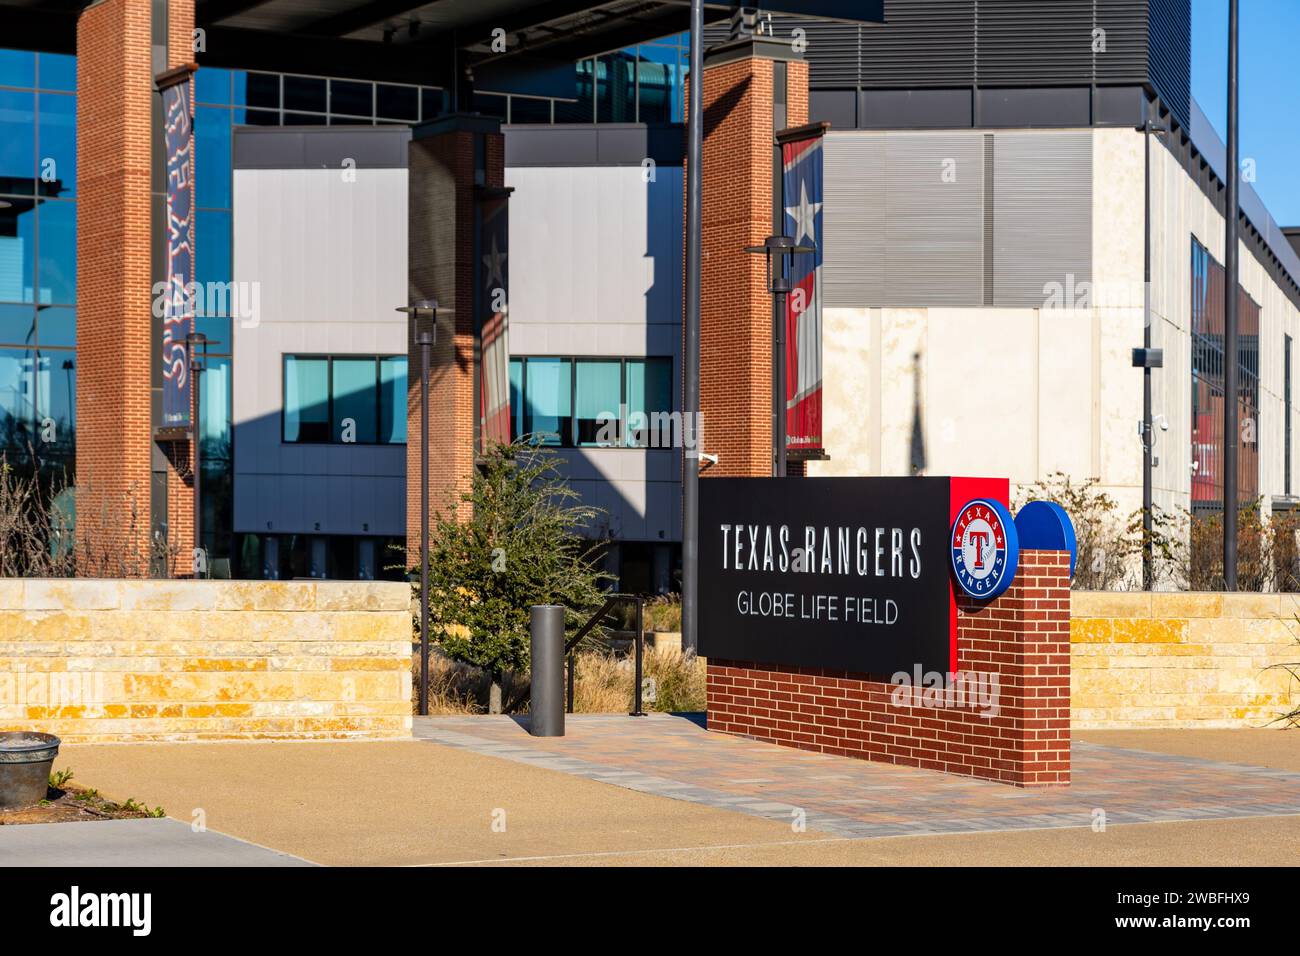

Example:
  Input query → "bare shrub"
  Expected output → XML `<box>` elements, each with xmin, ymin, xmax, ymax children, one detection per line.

<box><xmin>0</xmin><ymin>459</ymin><xmax>182</xmax><ymax>579</ymax></box>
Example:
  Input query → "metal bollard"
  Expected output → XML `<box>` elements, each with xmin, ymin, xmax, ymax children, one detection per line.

<box><xmin>529</xmin><ymin>605</ymin><xmax>566</xmax><ymax>737</ymax></box>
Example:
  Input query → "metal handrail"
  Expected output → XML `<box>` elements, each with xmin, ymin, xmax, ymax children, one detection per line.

<box><xmin>506</xmin><ymin>594</ymin><xmax>646</xmax><ymax>716</ymax></box>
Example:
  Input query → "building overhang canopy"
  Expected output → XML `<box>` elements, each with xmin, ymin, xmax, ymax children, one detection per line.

<box><xmin>0</xmin><ymin>1</ymin><xmax>882</xmax><ymax>90</ymax></box>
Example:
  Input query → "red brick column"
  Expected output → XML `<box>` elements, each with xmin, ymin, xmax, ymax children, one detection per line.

<box><xmin>691</xmin><ymin>39</ymin><xmax>807</xmax><ymax>478</ymax></box>
<box><xmin>706</xmin><ymin>550</ymin><xmax>1072</xmax><ymax>787</ymax></box>
<box><xmin>406</xmin><ymin>116</ymin><xmax>505</xmax><ymax>564</ymax></box>
<box><xmin>75</xmin><ymin>0</ymin><xmax>196</xmax><ymax>576</ymax></box>
<box><xmin>75</xmin><ymin>0</ymin><xmax>155</xmax><ymax>572</ymax></box>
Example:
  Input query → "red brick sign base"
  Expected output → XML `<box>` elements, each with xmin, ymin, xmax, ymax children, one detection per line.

<box><xmin>706</xmin><ymin>550</ymin><xmax>1072</xmax><ymax>787</ymax></box>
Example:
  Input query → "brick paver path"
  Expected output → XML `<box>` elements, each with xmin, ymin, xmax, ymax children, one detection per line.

<box><xmin>415</xmin><ymin>714</ymin><xmax>1300</xmax><ymax>838</ymax></box>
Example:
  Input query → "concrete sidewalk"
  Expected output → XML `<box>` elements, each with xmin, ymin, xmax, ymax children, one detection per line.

<box><xmin>37</xmin><ymin>725</ymin><xmax>1300</xmax><ymax>866</ymax></box>
<box><xmin>0</xmin><ymin>818</ymin><xmax>313</xmax><ymax>866</ymax></box>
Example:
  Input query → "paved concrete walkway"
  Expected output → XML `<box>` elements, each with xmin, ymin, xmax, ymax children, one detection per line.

<box><xmin>0</xmin><ymin>818</ymin><xmax>313</xmax><ymax>866</ymax></box>
<box><xmin>40</xmin><ymin>724</ymin><xmax>1300</xmax><ymax>866</ymax></box>
<box><xmin>416</xmin><ymin>714</ymin><xmax>1300</xmax><ymax>839</ymax></box>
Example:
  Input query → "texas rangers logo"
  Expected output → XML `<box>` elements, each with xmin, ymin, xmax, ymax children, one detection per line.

<box><xmin>951</xmin><ymin>499</ymin><xmax>1020</xmax><ymax>599</ymax></box>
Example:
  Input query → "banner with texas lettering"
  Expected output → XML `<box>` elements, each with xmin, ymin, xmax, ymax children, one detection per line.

<box><xmin>478</xmin><ymin>193</ymin><xmax>511</xmax><ymax>449</ymax></box>
<box><xmin>780</xmin><ymin>129</ymin><xmax>824</xmax><ymax>454</ymax></box>
<box><xmin>160</xmin><ymin>75</ymin><xmax>195</xmax><ymax>432</ymax></box>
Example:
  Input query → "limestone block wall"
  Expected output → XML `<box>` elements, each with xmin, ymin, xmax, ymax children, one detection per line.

<box><xmin>0</xmin><ymin>580</ymin><xmax>412</xmax><ymax>742</ymax></box>
<box><xmin>1071</xmin><ymin>592</ymin><xmax>1300</xmax><ymax>728</ymax></box>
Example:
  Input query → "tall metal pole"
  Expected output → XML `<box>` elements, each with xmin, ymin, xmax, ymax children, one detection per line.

<box><xmin>418</xmin><ymin>323</ymin><xmax>433</xmax><ymax>714</ymax></box>
<box><xmin>775</xmin><ymin>287</ymin><xmax>788</xmax><ymax>478</ymax></box>
<box><xmin>682</xmin><ymin>0</ymin><xmax>703</xmax><ymax>655</ymax></box>
<box><xmin>1223</xmin><ymin>0</ymin><xmax>1240</xmax><ymax>590</ymax></box>
<box><xmin>1142</xmin><ymin>118</ymin><xmax>1153</xmax><ymax>590</ymax></box>
<box><xmin>193</xmin><ymin>344</ymin><xmax>203</xmax><ymax>577</ymax></box>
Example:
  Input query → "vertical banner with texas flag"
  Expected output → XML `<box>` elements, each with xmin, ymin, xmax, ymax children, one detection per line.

<box><xmin>478</xmin><ymin>191</ymin><xmax>511</xmax><ymax>450</ymax></box>
<box><xmin>780</xmin><ymin>126</ymin><xmax>825</xmax><ymax>456</ymax></box>
<box><xmin>159</xmin><ymin>71</ymin><xmax>195</xmax><ymax>433</ymax></box>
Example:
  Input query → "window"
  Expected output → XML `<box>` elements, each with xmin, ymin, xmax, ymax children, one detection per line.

<box><xmin>1190</xmin><ymin>237</ymin><xmax>1260</xmax><ymax>509</ymax></box>
<box><xmin>1287</xmin><ymin>335</ymin><xmax>1293</xmax><ymax>497</ymax></box>
<box><xmin>509</xmin><ymin>356</ymin><xmax>673</xmax><ymax>448</ymax></box>
<box><xmin>575</xmin><ymin>359</ymin><xmax>621</xmax><ymax>445</ymax></box>
<box><xmin>283</xmin><ymin>355</ymin><xmax>407</xmax><ymax>445</ymax></box>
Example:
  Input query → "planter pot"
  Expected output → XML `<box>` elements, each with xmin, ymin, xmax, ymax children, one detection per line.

<box><xmin>0</xmin><ymin>732</ymin><xmax>60</xmax><ymax>811</ymax></box>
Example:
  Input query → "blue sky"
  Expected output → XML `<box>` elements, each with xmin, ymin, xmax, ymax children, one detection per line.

<box><xmin>1191</xmin><ymin>0</ymin><xmax>1300</xmax><ymax>225</ymax></box>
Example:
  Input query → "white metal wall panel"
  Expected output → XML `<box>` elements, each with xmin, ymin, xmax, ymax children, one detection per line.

<box><xmin>824</xmin><ymin>130</ymin><xmax>984</xmax><ymax>307</ymax></box>
<box><xmin>992</xmin><ymin>131</ymin><xmax>1093</xmax><ymax>307</ymax></box>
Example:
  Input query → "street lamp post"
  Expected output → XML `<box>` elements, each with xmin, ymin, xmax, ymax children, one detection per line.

<box><xmin>1223</xmin><ymin>0</ymin><xmax>1241</xmax><ymax>590</ymax></box>
<box><xmin>682</xmin><ymin>0</ymin><xmax>704</xmax><ymax>656</ymax></box>
<box><xmin>186</xmin><ymin>331</ymin><xmax>209</xmax><ymax>578</ymax></box>
<box><xmin>396</xmin><ymin>299</ymin><xmax>441</xmax><ymax>716</ymax></box>
<box><xmin>1135</xmin><ymin>115</ymin><xmax>1169</xmax><ymax>590</ymax></box>
<box><xmin>747</xmin><ymin>235</ymin><xmax>815</xmax><ymax>478</ymax></box>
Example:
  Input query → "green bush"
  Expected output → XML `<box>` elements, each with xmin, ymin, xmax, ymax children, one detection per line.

<box><xmin>417</xmin><ymin>441</ymin><xmax>610</xmax><ymax>681</ymax></box>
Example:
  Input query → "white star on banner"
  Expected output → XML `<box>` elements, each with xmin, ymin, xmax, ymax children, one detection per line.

<box><xmin>785</xmin><ymin>178</ymin><xmax>821</xmax><ymax>248</ymax></box>
<box><xmin>482</xmin><ymin>235</ymin><xmax>507</xmax><ymax>290</ymax></box>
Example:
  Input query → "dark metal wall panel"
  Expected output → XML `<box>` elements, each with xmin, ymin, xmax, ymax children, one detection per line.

<box><xmin>1146</xmin><ymin>0</ymin><xmax>1191</xmax><ymax>128</ymax></box>
<box><xmin>978</xmin><ymin>87</ymin><xmax>1092</xmax><ymax>127</ymax></box>
<box><xmin>707</xmin><ymin>2</ymin><xmax>1190</xmax><ymax>129</ymax></box>
<box><xmin>976</xmin><ymin>0</ymin><xmax>1095</xmax><ymax>86</ymax></box>
<box><xmin>859</xmin><ymin>1</ymin><xmax>977</xmax><ymax>88</ymax></box>
<box><xmin>1095</xmin><ymin>0</ymin><xmax>1153</xmax><ymax>85</ymax></box>
<box><xmin>859</xmin><ymin>89</ymin><xmax>974</xmax><ymax>129</ymax></box>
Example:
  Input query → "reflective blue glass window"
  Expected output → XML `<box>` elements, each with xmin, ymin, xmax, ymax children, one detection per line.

<box><xmin>509</xmin><ymin>97</ymin><xmax>551</xmax><ymax>124</ymax></box>
<box><xmin>0</xmin><ymin>304</ymin><xmax>34</xmax><ymax>345</ymax></box>
<box><xmin>0</xmin><ymin>89</ymin><xmax>36</xmax><ymax>193</ymax></box>
<box><xmin>508</xmin><ymin>359</ymin><xmax>523</xmax><ymax>440</ymax></box>
<box><xmin>195</xmin><ymin>67</ymin><xmax>232</xmax><ymax>105</ymax></box>
<box><xmin>420</xmin><ymin>88</ymin><xmax>445</xmax><ymax>121</ymax></box>
<box><xmin>0</xmin><ymin>50</ymin><xmax>35</xmax><ymax>89</ymax></box>
<box><xmin>35</xmin><ymin>348</ymin><xmax>75</xmax><ymax>438</ymax></box>
<box><xmin>473</xmin><ymin>93</ymin><xmax>507</xmax><ymax>121</ymax></box>
<box><xmin>244</xmin><ymin>73</ymin><xmax>280</xmax><ymax>109</ymax></box>
<box><xmin>230</xmin><ymin>71</ymin><xmax>249</xmax><ymax>107</ymax></box>
<box><xmin>196</xmin><ymin>106</ymin><xmax>232</xmax><ymax>209</ymax></box>
<box><xmin>330</xmin><ymin>79</ymin><xmax>372</xmax><ymax>117</ymax></box>
<box><xmin>36</xmin><ymin>54</ymin><xmax>75</xmax><ymax>92</ymax></box>
<box><xmin>197</xmin><ymin>315</ymin><xmax>232</xmax><ymax>348</ymax></box>
<box><xmin>37</xmin><ymin>93</ymin><xmax>75</xmax><ymax>197</ymax></box>
<box><xmin>332</xmin><ymin>357</ymin><xmax>377</xmax><ymax>443</ymax></box>
<box><xmin>625</xmin><ymin>358</ymin><xmax>673</xmax><ymax>447</ymax></box>
<box><xmin>36</xmin><ymin>200</ymin><xmax>75</xmax><ymax>305</ymax></box>
<box><xmin>196</xmin><ymin>209</ymin><xmax>231</xmax><ymax>292</ymax></box>
<box><xmin>284</xmin><ymin>356</ymin><xmax>330</xmax><ymax>442</ymax></box>
<box><xmin>377</xmin><ymin>84</ymin><xmax>418</xmax><ymax>121</ymax></box>
<box><xmin>523</xmin><ymin>357</ymin><xmax>571</xmax><ymax>446</ymax></box>
<box><xmin>596</xmin><ymin>53</ymin><xmax>636</xmax><ymax>124</ymax></box>
<box><xmin>36</xmin><ymin>306</ymin><xmax>74</xmax><ymax>347</ymax></box>
<box><xmin>0</xmin><ymin>346</ymin><xmax>35</xmax><ymax>443</ymax></box>
<box><xmin>554</xmin><ymin>60</ymin><xmax>594</xmax><ymax>123</ymax></box>
<box><xmin>0</xmin><ymin>197</ymin><xmax>36</xmax><ymax>303</ymax></box>
<box><xmin>284</xmin><ymin>75</ymin><xmax>325</xmax><ymax>113</ymax></box>
<box><xmin>200</xmin><ymin>355</ymin><xmax>232</xmax><ymax>458</ymax></box>
<box><xmin>379</xmin><ymin>356</ymin><xmax>407</xmax><ymax>444</ymax></box>
<box><xmin>636</xmin><ymin>45</ymin><xmax>681</xmax><ymax>124</ymax></box>
<box><xmin>575</xmin><ymin>359</ymin><xmax>621</xmax><ymax>446</ymax></box>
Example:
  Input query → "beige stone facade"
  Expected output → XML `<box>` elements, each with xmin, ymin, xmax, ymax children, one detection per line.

<box><xmin>0</xmin><ymin>580</ymin><xmax>412</xmax><ymax>742</ymax></box>
<box><xmin>1071</xmin><ymin>590</ymin><xmax>1300</xmax><ymax>728</ymax></box>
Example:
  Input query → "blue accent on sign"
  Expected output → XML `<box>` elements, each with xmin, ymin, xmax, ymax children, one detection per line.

<box><xmin>950</xmin><ymin>498</ymin><xmax>1020</xmax><ymax>600</ymax></box>
<box><xmin>1014</xmin><ymin>501</ymin><xmax>1078</xmax><ymax>578</ymax></box>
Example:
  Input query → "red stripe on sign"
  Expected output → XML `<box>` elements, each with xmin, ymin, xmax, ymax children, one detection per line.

<box><xmin>947</xmin><ymin>477</ymin><xmax>1010</xmax><ymax>673</ymax></box>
